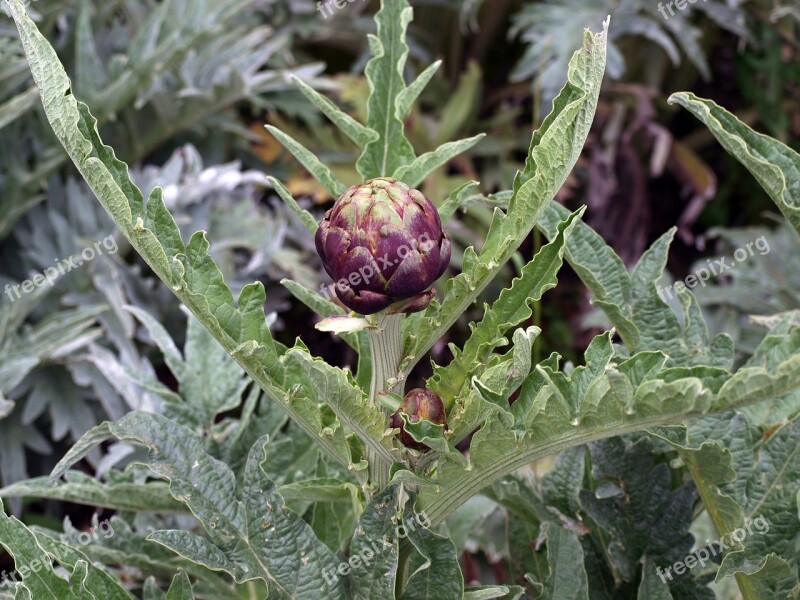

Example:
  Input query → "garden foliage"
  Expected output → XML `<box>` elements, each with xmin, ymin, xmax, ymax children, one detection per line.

<box><xmin>1</xmin><ymin>0</ymin><xmax>799</xmax><ymax>598</ymax></box>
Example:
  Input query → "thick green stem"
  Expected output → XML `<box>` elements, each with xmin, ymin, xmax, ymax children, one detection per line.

<box><xmin>367</xmin><ymin>313</ymin><xmax>404</xmax><ymax>490</ymax></box>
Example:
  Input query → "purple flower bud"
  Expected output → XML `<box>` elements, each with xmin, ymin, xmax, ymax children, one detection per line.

<box><xmin>315</xmin><ymin>178</ymin><xmax>451</xmax><ymax>315</ymax></box>
<box><xmin>389</xmin><ymin>388</ymin><xmax>447</xmax><ymax>450</ymax></box>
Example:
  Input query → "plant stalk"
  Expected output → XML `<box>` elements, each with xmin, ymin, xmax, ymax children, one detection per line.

<box><xmin>367</xmin><ymin>313</ymin><xmax>404</xmax><ymax>490</ymax></box>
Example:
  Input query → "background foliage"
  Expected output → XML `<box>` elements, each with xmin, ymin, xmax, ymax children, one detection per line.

<box><xmin>1</xmin><ymin>0</ymin><xmax>800</xmax><ymax>598</ymax></box>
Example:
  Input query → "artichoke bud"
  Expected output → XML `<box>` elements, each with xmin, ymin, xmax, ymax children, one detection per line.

<box><xmin>389</xmin><ymin>388</ymin><xmax>447</xmax><ymax>450</ymax></box>
<box><xmin>315</xmin><ymin>177</ymin><xmax>451</xmax><ymax>315</ymax></box>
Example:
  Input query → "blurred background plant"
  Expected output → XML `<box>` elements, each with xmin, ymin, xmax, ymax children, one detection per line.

<box><xmin>1</xmin><ymin>0</ymin><xmax>799</xmax><ymax>595</ymax></box>
<box><xmin>0</xmin><ymin>0</ymin><xmax>327</xmax><ymax>504</ymax></box>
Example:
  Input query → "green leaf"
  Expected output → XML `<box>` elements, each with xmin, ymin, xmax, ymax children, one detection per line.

<box><xmin>638</xmin><ymin>562</ymin><xmax>674</xmax><ymax>600</ymax></box>
<box><xmin>356</xmin><ymin>0</ymin><xmax>416</xmax><ymax>178</ymax></box>
<box><xmin>3</xmin><ymin>0</ymin><xmax>362</xmax><ymax>469</ymax></box>
<box><xmin>437</xmin><ymin>180</ymin><xmax>481</xmax><ymax>225</ymax></box>
<box><xmin>418</xmin><ymin>344</ymin><xmax>800</xmax><ymax>529</ymax></box>
<box><xmin>653</xmin><ymin>413</ymin><xmax>800</xmax><ymax>598</ymax></box>
<box><xmin>447</xmin><ymin>326</ymin><xmax>539</xmax><ymax>443</ymax></box>
<box><xmin>738</xmin><ymin>326</ymin><xmax>800</xmax><ymax>425</ymax></box>
<box><xmin>669</xmin><ymin>92</ymin><xmax>800</xmax><ymax>236</ymax></box>
<box><xmin>266</xmin><ymin>176</ymin><xmax>319</xmax><ymax>236</ymax></box>
<box><xmin>348</xmin><ymin>485</ymin><xmax>402</xmax><ymax>600</ymax></box>
<box><xmin>430</xmin><ymin>207</ymin><xmax>582</xmax><ymax>408</ymax></box>
<box><xmin>165</xmin><ymin>571</ymin><xmax>194</xmax><ymax>600</ymax></box>
<box><xmin>51</xmin><ymin>414</ymin><xmax>345</xmax><ymax>599</ymax></box>
<box><xmin>176</xmin><ymin>315</ymin><xmax>248</xmax><ymax>426</ymax></box>
<box><xmin>538</xmin><ymin>202</ymin><xmax>735</xmax><ymax>368</ymax></box>
<box><xmin>0</xmin><ymin>500</ymin><xmax>108</xmax><ymax>599</ymax></box>
<box><xmin>396</xmin><ymin>61</ymin><xmax>441</xmax><ymax>120</ymax></box>
<box><xmin>393</xmin><ymin>134</ymin><xmax>485</xmax><ymax>188</ymax></box>
<box><xmin>0</xmin><ymin>473</ymin><xmax>184</xmax><ymax>513</ymax></box>
<box><xmin>578</xmin><ymin>438</ymin><xmax>697</xmax><ymax>583</ymax></box>
<box><xmin>265</xmin><ymin>126</ymin><xmax>347</xmax><ymax>198</ymax></box>
<box><xmin>539</xmin><ymin>199</ymin><xmax>637</xmax><ymax>345</ymax></box>
<box><xmin>400</xmin><ymin>499</ymin><xmax>464</xmax><ymax>600</ymax></box>
<box><xmin>27</xmin><ymin>531</ymin><xmax>135</xmax><ymax>600</ymax></box>
<box><xmin>48</xmin><ymin>515</ymin><xmax>237</xmax><ymax>599</ymax></box>
<box><xmin>535</xmin><ymin>522</ymin><xmax>589</xmax><ymax>600</ymax></box>
<box><xmin>282</xmin><ymin>347</ymin><xmax>396</xmax><ymax>466</ymax></box>
<box><xmin>403</xmin><ymin>20</ymin><xmax>608</xmax><ymax>380</ymax></box>
<box><xmin>291</xmin><ymin>76</ymin><xmax>378</xmax><ymax>147</ymax></box>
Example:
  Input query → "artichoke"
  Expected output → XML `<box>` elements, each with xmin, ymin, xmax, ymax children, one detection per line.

<box><xmin>315</xmin><ymin>177</ymin><xmax>451</xmax><ymax>315</ymax></box>
<box><xmin>389</xmin><ymin>388</ymin><xmax>447</xmax><ymax>450</ymax></box>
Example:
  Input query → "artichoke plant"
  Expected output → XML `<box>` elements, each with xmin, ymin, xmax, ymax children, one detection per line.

<box><xmin>315</xmin><ymin>177</ymin><xmax>451</xmax><ymax>315</ymax></box>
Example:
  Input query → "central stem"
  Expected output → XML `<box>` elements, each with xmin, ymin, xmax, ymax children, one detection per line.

<box><xmin>367</xmin><ymin>313</ymin><xmax>404</xmax><ymax>490</ymax></box>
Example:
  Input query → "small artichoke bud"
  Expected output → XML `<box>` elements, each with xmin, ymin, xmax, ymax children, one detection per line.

<box><xmin>389</xmin><ymin>388</ymin><xmax>447</xmax><ymax>450</ymax></box>
<box><xmin>315</xmin><ymin>177</ymin><xmax>451</xmax><ymax>315</ymax></box>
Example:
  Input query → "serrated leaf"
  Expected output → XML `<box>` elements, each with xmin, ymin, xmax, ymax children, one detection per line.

<box><xmin>537</xmin><ymin>201</ymin><xmax>636</xmax><ymax>345</ymax></box>
<box><xmin>348</xmin><ymin>485</ymin><xmax>402</xmax><ymax>600</ymax></box>
<box><xmin>669</xmin><ymin>92</ymin><xmax>800</xmax><ymax>236</ymax></box>
<box><xmin>0</xmin><ymin>474</ymin><xmax>184</xmax><ymax>513</ymax></box>
<box><xmin>28</xmin><ymin>532</ymin><xmax>135</xmax><ymax>600</ymax></box>
<box><xmin>437</xmin><ymin>180</ymin><xmax>481</xmax><ymax>225</ymax></box>
<box><xmin>538</xmin><ymin>203</ymin><xmax>735</xmax><ymax>369</ymax></box>
<box><xmin>0</xmin><ymin>500</ymin><xmax>92</xmax><ymax>599</ymax></box>
<box><xmin>419</xmin><ymin>342</ymin><xmax>800</xmax><ymax>529</ymax></box>
<box><xmin>403</xmin><ymin>21</ymin><xmax>608</xmax><ymax>380</ymax></box>
<box><xmin>654</xmin><ymin>413</ymin><xmax>800</xmax><ymax>597</ymax></box>
<box><xmin>535</xmin><ymin>521</ymin><xmax>589</xmax><ymax>600</ymax></box>
<box><xmin>431</xmin><ymin>207</ymin><xmax>581</xmax><ymax>407</ymax></box>
<box><xmin>50</xmin><ymin>515</ymin><xmax>237</xmax><ymax>599</ymax></box>
<box><xmin>51</xmin><ymin>414</ymin><xmax>345</xmax><ymax>599</ymax></box>
<box><xmin>401</xmin><ymin>498</ymin><xmax>464</xmax><ymax>600</ymax></box>
<box><xmin>283</xmin><ymin>347</ymin><xmax>395</xmax><ymax>466</ymax></box>
<box><xmin>356</xmin><ymin>0</ymin><xmax>416</xmax><ymax>178</ymax></box>
<box><xmin>3</xmin><ymin>0</ymin><xmax>362</xmax><ymax>469</ymax></box>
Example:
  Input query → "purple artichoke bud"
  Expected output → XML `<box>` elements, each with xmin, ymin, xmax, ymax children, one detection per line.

<box><xmin>389</xmin><ymin>388</ymin><xmax>447</xmax><ymax>450</ymax></box>
<box><xmin>315</xmin><ymin>177</ymin><xmax>451</xmax><ymax>315</ymax></box>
